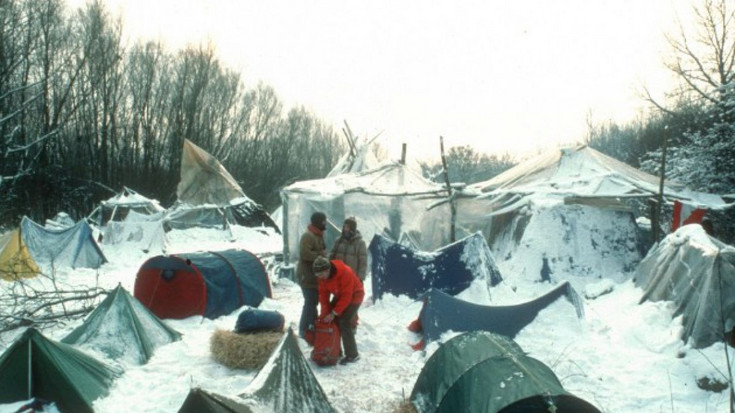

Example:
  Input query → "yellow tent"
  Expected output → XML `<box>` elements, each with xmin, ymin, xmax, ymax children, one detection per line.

<box><xmin>0</xmin><ymin>229</ymin><xmax>40</xmax><ymax>281</ymax></box>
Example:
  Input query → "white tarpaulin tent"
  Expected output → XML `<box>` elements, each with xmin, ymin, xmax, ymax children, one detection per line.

<box><xmin>165</xmin><ymin>139</ymin><xmax>279</xmax><ymax>232</ymax></box>
<box><xmin>419</xmin><ymin>145</ymin><xmax>728</xmax><ymax>281</ymax></box>
<box><xmin>88</xmin><ymin>187</ymin><xmax>165</xmax><ymax>227</ymax></box>
<box><xmin>635</xmin><ymin>224</ymin><xmax>735</xmax><ymax>349</ymax></box>
<box><xmin>280</xmin><ymin>161</ymin><xmax>448</xmax><ymax>263</ymax></box>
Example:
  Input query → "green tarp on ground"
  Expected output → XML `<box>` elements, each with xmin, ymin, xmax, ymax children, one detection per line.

<box><xmin>0</xmin><ymin>328</ymin><xmax>122</xmax><ymax>413</ymax></box>
<box><xmin>62</xmin><ymin>284</ymin><xmax>182</xmax><ymax>365</ymax></box>
<box><xmin>411</xmin><ymin>331</ymin><xmax>600</xmax><ymax>413</ymax></box>
<box><xmin>240</xmin><ymin>329</ymin><xmax>337</xmax><ymax>413</ymax></box>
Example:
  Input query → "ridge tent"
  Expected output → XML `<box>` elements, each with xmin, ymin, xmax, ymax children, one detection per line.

<box><xmin>0</xmin><ymin>328</ymin><xmax>122</xmax><ymax>413</ymax></box>
<box><xmin>101</xmin><ymin>209</ymin><xmax>168</xmax><ymax>253</ymax></box>
<box><xmin>369</xmin><ymin>232</ymin><xmax>502</xmax><ymax>301</ymax></box>
<box><xmin>134</xmin><ymin>249</ymin><xmax>271</xmax><ymax>320</ymax></box>
<box><xmin>418</xmin><ymin>145</ymin><xmax>728</xmax><ymax>282</ymax></box>
<box><xmin>178</xmin><ymin>388</ymin><xmax>254</xmax><ymax>413</ymax></box>
<box><xmin>0</xmin><ymin>217</ymin><xmax>106</xmax><ymax>277</ymax></box>
<box><xmin>239</xmin><ymin>329</ymin><xmax>337</xmax><ymax>413</ymax></box>
<box><xmin>62</xmin><ymin>285</ymin><xmax>182</xmax><ymax>365</ymax></box>
<box><xmin>0</xmin><ymin>228</ymin><xmax>40</xmax><ymax>280</ymax></box>
<box><xmin>635</xmin><ymin>224</ymin><xmax>735</xmax><ymax>349</ymax></box>
<box><xmin>165</xmin><ymin>139</ymin><xmax>279</xmax><ymax>233</ymax></box>
<box><xmin>280</xmin><ymin>161</ymin><xmax>449</xmax><ymax>264</ymax></box>
<box><xmin>88</xmin><ymin>186</ymin><xmax>165</xmax><ymax>227</ymax></box>
<box><xmin>410</xmin><ymin>331</ymin><xmax>601</xmax><ymax>413</ymax></box>
<box><xmin>411</xmin><ymin>282</ymin><xmax>584</xmax><ymax>346</ymax></box>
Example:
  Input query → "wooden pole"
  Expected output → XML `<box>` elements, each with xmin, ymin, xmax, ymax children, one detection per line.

<box><xmin>440</xmin><ymin>136</ymin><xmax>456</xmax><ymax>242</ymax></box>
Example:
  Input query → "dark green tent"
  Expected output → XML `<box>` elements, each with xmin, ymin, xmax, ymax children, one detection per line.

<box><xmin>0</xmin><ymin>328</ymin><xmax>122</xmax><ymax>413</ymax></box>
<box><xmin>178</xmin><ymin>388</ymin><xmax>254</xmax><ymax>413</ymax></box>
<box><xmin>411</xmin><ymin>331</ymin><xmax>600</xmax><ymax>413</ymax></box>
<box><xmin>240</xmin><ymin>328</ymin><xmax>337</xmax><ymax>413</ymax></box>
<box><xmin>62</xmin><ymin>284</ymin><xmax>181</xmax><ymax>364</ymax></box>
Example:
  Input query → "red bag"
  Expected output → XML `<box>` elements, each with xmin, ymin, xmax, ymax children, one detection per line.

<box><xmin>310</xmin><ymin>319</ymin><xmax>341</xmax><ymax>366</ymax></box>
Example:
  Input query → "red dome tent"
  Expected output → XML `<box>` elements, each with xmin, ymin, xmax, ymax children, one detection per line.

<box><xmin>134</xmin><ymin>249</ymin><xmax>271</xmax><ymax>319</ymax></box>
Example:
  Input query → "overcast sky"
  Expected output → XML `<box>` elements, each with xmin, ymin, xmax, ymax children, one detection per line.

<box><xmin>74</xmin><ymin>0</ymin><xmax>692</xmax><ymax>161</ymax></box>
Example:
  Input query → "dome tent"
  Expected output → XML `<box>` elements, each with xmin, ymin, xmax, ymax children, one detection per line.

<box><xmin>134</xmin><ymin>249</ymin><xmax>271</xmax><ymax>320</ymax></box>
<box><xmin>62</xmin><ymin>284</ymin><xmax>181</xmax><ymax>365</ymax></box>
<box><xmin>0</xmin><ymin>328</ymin><xmax>122</xmax><ymax>413</ymax></box>
<box><xmin>410</xmin><ymin>331</ymin><xmax>600</xmax><ymax>413</ymax></box>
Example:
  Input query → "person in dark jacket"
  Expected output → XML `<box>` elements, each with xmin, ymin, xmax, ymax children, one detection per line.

<box><xmin>330</xmin><ymin>217</ymin><xmax>368</xmax><ymax>281</ymax></box>
<box><xmin>313</xmin><ymin>256</ymin><xmax>365</xmax><ymax>364</ymax></box>
<box><xmin>297</xmin><ymin>212</ymin><xmax>327</xmax><ymax>338</ymax></box>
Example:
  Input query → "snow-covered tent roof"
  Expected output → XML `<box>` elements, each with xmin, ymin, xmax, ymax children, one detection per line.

<box><xmin>326</xmin><ymin>136</ymin><xmax>382</xmax><ymax>177</ymax></box>
<box><xmin>635</xmin><ymin>225</ymin><xmax>735</xmax><ymax>349</ymax></box>
<box><xmin>239</xmin><ymin>329</ymin><xmax>337</xmax><ymax>412</ymax></box>
<box><xmin>280</xmin><ymin>161</ymin><xmax>448</xmax><ymax>261</ymax></box>
<box><xmin>61</xmin><ymin>285</ymin><xmax>181</xmax><ymax>365</ymax></box>
<box><xmin>166</xmin><ymin>140</ymin><xmax>279</xmax><ymax>232</ymax></box>
<box><xmin>88</xmin><ymin>187</ymin><xmax>164</xmax><ymax>227</ymax></box>
<box><xmin>468</xmin><ymin>144</ymin><xmax>725</xmax><ymax>208</ymax></box>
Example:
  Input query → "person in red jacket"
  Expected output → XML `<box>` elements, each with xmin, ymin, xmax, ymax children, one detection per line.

<box><xmin>313</xmin><ymin>256</ymin><xmax>365</xmax><ymax>364</ymax></box>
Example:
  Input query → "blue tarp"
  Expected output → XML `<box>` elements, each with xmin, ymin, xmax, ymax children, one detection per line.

<box><xmin>21</xmin><ymin>216</ymin><xmax>106</xmax><ymax>269</ymax></box>
<box><xmin>415</xmin><ymin>282</ymin><xmax>584</xmax><ymax>343</ymax></box>
<box><xmin>369</xmin><ymin>233</ymin><xmax>502</xmax><ymax>301</ymax></box>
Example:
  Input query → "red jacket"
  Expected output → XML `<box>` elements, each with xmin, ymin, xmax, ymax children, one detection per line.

<box><xmin>318</xmin><ymin>259</ymin><xmax>365</xmax><ymax>317</ymax></box>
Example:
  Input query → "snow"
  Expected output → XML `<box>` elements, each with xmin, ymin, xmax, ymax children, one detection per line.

<box><xmin>1</xmin><ymin>222</ymin><xmax>733</xmax><ymax>413</ymax></box>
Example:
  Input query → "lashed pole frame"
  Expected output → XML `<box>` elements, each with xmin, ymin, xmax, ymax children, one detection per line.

<box><xmin>440</xmin><ymin>136</ymin><xmax>456</xmax><ymax>243</ymax></box>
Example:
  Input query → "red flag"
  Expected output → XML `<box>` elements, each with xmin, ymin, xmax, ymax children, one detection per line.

<box><xmin>672</xmin><ymin>200</ymin><xmax>707</xmax><ymax>231</ymax></box>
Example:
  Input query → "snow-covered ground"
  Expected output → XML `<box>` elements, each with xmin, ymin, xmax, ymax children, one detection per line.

<box><xmin>1</xmin><ymin>224</ymin><xmax>733</xmax><ymax>413</ymax></box>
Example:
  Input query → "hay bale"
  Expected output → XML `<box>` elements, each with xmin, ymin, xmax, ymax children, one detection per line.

<box><xmin>210</xmin><ymin>329</ymin><xmax>282</xmax><ymax>370</ymax></box>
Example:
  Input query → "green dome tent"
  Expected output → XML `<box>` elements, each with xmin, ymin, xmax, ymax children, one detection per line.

<box><xmin>62</xmin><ymin>284</ymin><xmax>182</xmax><ymax>365</ymax></box>
<box><xmin>410</xmin><ymin>331</ymin><xmax>600</xmax><ymax>413</ymax></box>
<box><xmin>0</xmin><ymin>328</ymin><xmax>122</xmax><ymax>413</ymax></box>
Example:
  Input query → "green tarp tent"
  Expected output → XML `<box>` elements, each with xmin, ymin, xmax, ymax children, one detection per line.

<box><xmin>62</xmin><ymin>284</ymin><xmax>182</xmax><ymax>364</ymax></box>
<box><xmin>178</xmin><ymin>388</ymin><xmax>254</xmax><ymax>413</ymax></box>
<box><xmin>410</xmin><ymin>331</ymin><xmax>600</xmax><ymax>413</ymax></box>
<box><xmin>0</xmin><ymin>328</ymin><xmax>122</xmax><ymax>413</ymax></box>
<box><xmin>240</xmin><ymin>329</ymin><xmax>337</xmax><ymax>413</ymax></box>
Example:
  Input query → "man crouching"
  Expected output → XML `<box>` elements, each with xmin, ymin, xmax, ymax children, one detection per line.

<box><xmin>312</xmin><ymin>256</ymin><xmax>365</xmax><ymax>365</ymax></box>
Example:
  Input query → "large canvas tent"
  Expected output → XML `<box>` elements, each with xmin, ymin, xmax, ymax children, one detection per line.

<box><xmin>239</xmin><ymin>329</ymin><xmax>337</xmax><ymax>413</ymax></box>
<box><xmin>0</xmin><ymin>328</ymin><xmax>122</xmax><ymax>413</ymax></box>
<box><xmin>419</xmin><ymin>145</ymin><xmax>728</xmax><ymax>281</ymax></box>
<box><xmin>411</xmin><ymin>282</ymin><xmax>583</xmax><ymax>346</ymax></box>
<box><xmin>62</xmin><ymin>285</ymin><xmax>182</xmax><ymax>364</ymax></box>
<box><xmin>134</xmin><ymin>249</ymin><xmax>271</xmax><ymax>320</ymax></box>
<box><xmin>165</xmin><ymin>139</ymin><xmax>279</xmax><ymax>232</ymax></box>
<box><xmin>369</xmin><ymin>232</ymin><xmax>502</xmax><ymax>301</ymax></box>
<box><xmin>635</xmin><ymin>224</ymin><xmax>735</xmax><ymax>349</ymax></box>
<box><xmin>280</xmin><ymin>161</ymin><xmax>448</xmax><ymax>263</ymax></box>
<box><xmin>0</xmin><ymin>217</ymin><xmax>106</xmax><ymax>279</ymax></box>
<box><xmin>410</xmin><ymin>331</ymin><xmax>601</xmax><ymax>413</ymax></box>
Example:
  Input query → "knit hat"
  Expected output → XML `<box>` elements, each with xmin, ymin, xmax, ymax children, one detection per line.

<box><xmin>344</xmin><ymin>217</ymin><xmax>357</xmax><ymax>231</ymax></box>
<box><xmin>313</xmin><ymin>256</ymin><xmax>331</xmax><ymax>273</ymax></box>
<box><xmin>311</xmin><ymin>212</ymin><xmax>326</xmax><ymax>226</ymax></box>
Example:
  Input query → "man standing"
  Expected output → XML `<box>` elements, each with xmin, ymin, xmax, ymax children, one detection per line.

<box><xmin>330</xmin><ymin>217</ymin><xmax>367</xmax><ymax>282</ymax></box>
<box><xmin>297</xmin><ymin>212</ymin><xmax>327</xmax><ymax>338</ymax></box>
<box><xmin>313</xmin><ymin>256</ymin><xmax>365</xmax><ymax>364</ymax></box>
